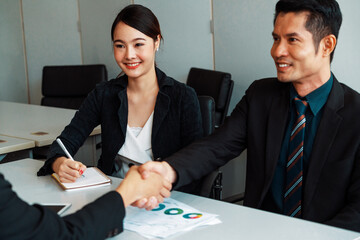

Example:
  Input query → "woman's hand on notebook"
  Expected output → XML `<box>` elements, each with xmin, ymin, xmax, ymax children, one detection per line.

<box><xmin>52</xmin><ymin>157</ymin><xmax>87</xmax><ymax>183</ymax></box>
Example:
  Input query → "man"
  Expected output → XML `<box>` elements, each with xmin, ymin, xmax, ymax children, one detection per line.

<box><xmin>138</xmin><ymin>0</ymin><xmax>360</xmax><ymax>232</ymax></box>
<box><xmin>0</xmin><ymin>166</ymin><xmax>170</xmax><ymax>239</ymax></box>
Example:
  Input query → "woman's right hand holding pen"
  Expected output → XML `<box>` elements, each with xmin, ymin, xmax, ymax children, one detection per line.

<box><xmin>52</xmin><ymin>157</ymin><xmax>87</xmax><ymax>183</ymax></box>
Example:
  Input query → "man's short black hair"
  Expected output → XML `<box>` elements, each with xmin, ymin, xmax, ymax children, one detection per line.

<box><xmin>274</xmin><ymin>0</ymin><xmax>342</xmax><ymax>62</ymax></box>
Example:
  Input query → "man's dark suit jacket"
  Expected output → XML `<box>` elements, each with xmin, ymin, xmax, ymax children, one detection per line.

<box><xmin>0</xmin><ymin>173</ymin><xmax>124</xmax><ymax>239</ymax></box>
<box><xmin>167</xmin><ymin>75</ymin><xmax>360</xmax><ymax>232</ymax></box>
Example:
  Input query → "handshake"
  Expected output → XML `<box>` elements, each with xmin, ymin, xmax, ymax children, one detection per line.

<box><xmin>116</xmin><ymin>161</ymin><xmax>177</xmax><ymax>209</ymax></box>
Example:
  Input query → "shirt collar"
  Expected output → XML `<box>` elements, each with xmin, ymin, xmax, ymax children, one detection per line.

<box><xmin>290</xmin><ymin>73</ymin><xmax>333</xmax><ymax>116</ymax></box>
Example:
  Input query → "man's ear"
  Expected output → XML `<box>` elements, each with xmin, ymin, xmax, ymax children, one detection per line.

<box><xmin>322</xmin><ymin>34</ymin><xmax>337</xmax><ymax>57</ymax></box>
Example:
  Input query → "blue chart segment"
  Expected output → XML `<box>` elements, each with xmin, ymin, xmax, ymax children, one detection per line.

<box><xmin>152</xmin><ymin>204</ymin><xmax>166</xmax><ymax>211</ymax></box>
<box><xmin>164</xmin><ymin>208</ymin><xmax>184</xmax><ymax>215</ymax></box>
<box><xmin>183</xmin><ymin>213</ymin><xmax>203</xmax><ymax>219</ymax></box>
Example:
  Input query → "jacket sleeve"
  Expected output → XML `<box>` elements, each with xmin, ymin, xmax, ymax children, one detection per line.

<box><xmin>0</xmin><ymin>173</ymin><xmax>125</xmax><ymax>240</ymax></box>
<box><xmin>37</xmin><ymin>85</ymin><xmax>104</xmax><ymax>176</ymax></box>
<box><xmin>324</xmin><ymin>147</ymin><xmax>360</xmax><ymax>232</ymax></box>
<box><xmin>167</xmin><ymin>86</ymin><xmax>250</xmax><ymax>189</ymax></box>
<box><xmin>180</xmin><ymin>86</ymin><xmax>203</xmax><ymax>147</ymax></box>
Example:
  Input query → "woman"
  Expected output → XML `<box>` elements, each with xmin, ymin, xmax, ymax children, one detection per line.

<box><xmin>37</xmin><ymin>4</ymin><xmax>202</xmax><ymax>193</ymax></box>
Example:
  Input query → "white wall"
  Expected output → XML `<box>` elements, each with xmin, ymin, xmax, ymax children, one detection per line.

<box><xmin>22</xmin><ymin>0</ymin><xmax>82</xmax><ymax>104</ymax></box>
<box><xmin>331</xmin><ymin>0</ymin><xmax>360</xmax><ymax>90</ymax></box>
<box><xmin>0</xmin><ymin>0</ymin><xmax>27</xmax><ymax>103</ymax></box>
<box><xmin>213</xmin><ymin>0</ymin><xmax>278</xmax><ymax>111</ymax></box>
<box><xmin>136</xmin><ymin>0</ymin><xmax>213</xmax><ymax>83</ymax></box>
<box><xmin>78</xmin><ymin>0</ymin><xmax>131</xmax><ymax>79</ymax></box>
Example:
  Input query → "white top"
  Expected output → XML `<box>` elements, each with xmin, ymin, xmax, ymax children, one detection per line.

<box><xmin>113</xmin><ymin>112</ymin><xmax>154</xmax><ymax>178</ymax></box>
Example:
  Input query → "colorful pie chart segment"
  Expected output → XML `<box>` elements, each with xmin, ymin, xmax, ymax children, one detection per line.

<box><xmin>183</xmin><ymin>213</ymin><xmax>203</xmax><ymax>219</ymax></box>
<box><xmin>164</xmin><ymin>208</ymin><xmax>184</xmax><ymax>215</ymax></box>
<box><xmin>152</xmin><ymin>204</ymin><xmax>166</xmax><ymax>211</ymax></box>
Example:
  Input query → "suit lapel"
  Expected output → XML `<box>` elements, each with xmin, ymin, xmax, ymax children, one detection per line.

<box><xmin>152</xmin><ymin>68</ymin><xmax>173</xmax><ymax>142</ymax></box>
<box><xmin>152</xmin><ymin>91</ymin><xmax>170</xmax><ymax>141</ymax></box>
<box><xmin>263</xmin><ymin>83</ymin><xmax>290</xmax><ymax>200</ymax></box>
<box><xmin>117</xmin><ymin>88</ymin><xmax>128</xmax><ymax>138</ymax></box>
<box><xmin>303</xmin><ymin>77</ymin><xmax>344</xmax><ymax>214</ymax></box>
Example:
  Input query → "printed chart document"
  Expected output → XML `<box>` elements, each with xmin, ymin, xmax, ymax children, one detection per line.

<box><xmin>52</xmin><ymin>167</ymin><xmax>111</xmax><ymax>191</ymax></box>
<box><xmin>124</xmin><ymin>198</ymin><xmax>221</xmax><ymax>239</ymax></box>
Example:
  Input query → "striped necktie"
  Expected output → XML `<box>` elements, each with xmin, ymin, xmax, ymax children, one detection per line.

<box><xmin>284</xmin><ymin>97</ymin><xmax>308</xmax><ymax>218</ymax></box>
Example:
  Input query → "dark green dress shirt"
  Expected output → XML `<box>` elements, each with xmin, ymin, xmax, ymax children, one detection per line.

<box><xmin>262</xmin><ymin>74</ymin><xmax>333</xmax><ymax>214</ymax></box>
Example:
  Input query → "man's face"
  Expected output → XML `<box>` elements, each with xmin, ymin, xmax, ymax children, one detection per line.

<box><xmin>271</xmin><ymin>12</ymin><xmax>325</xmax><ymax>85</ymax></box>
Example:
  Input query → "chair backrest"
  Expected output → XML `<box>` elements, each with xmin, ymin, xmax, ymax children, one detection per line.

<box><xmin>187</xmin><ymin>67</ymin><xmax>234</xmax><ymax>127</ymax></box>
<box><xmin>41</xmin><ymin>64</ymin><xmax>107</xmax><ymax>109</ymax></box>
<box><xmin>197</xmin><ymin>96</ymin><xmax>223</xmax><ymax>200</ymax></box>
<box><xmin>198</xmin><ymin>96</ymin><xmax>216</xmax><ymax>137</ymax></box>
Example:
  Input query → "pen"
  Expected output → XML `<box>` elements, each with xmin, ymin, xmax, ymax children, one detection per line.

<box><xmin>56</xmin><ymin>138</ymin><xmax>83</xmax><ymax>175</ymax></box>
<box><xmin>56</xmin><ymin>138</ymin><xmax>74</xmax><ymax>161</ymax></box>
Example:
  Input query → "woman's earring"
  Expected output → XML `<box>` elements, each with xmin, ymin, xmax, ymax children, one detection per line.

<box><xmin>156</xmin><ymin>48</ymin><xmax>159</xmax><ymax>52</ymax></box>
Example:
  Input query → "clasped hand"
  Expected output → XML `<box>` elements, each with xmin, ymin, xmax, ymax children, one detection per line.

<box><xmin>116</xmin><ymin>165</ymin><xmax>172</xmax><ymax>208</ymax></box>
<box><xmin>131</xmin><ymin>161</ymin><xmax>177</xmax><ymax>210</ymax></box>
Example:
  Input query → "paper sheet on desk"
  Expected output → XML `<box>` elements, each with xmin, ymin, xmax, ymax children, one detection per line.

<box><xmin>124</xmin><ymin>198</ymin><xmax>221</xmax><ymax>239</ymax></box>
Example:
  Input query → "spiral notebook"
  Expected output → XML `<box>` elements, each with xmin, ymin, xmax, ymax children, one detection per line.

<box><xmin>52</xmin><ymin>167</ymin><xmax>111</xmax><ymax>191</ymax></box>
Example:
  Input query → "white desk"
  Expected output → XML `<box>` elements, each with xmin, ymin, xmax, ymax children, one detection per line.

<box><xmin>0</xmin><ymin>101</ymin><xmax>100</xmax><ymax>147</ymax></box>
<box><xmin>0</xmin><ymin>135</ymin><xmax>35</xmax><ymax>155</ymax></box>
<box><xmin>0</xmin><ymin>135</ymin><xmax>35</xmax><ymax>163</ymax></box>
<box><xmin>0</xmin><ymin>101</ymin><xmax>101</xmax><ymax>165</ymax></box>
<box><xmin>1</xmin><ymin>159</ymin><xmax>359</xmax><ymax>240</ymax></box>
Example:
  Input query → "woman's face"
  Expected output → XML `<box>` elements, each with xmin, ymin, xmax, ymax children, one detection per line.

<box><xmin>113</xmin><ymin>21</ymin><xmax>160</xmax><ymax>81</ymax></box>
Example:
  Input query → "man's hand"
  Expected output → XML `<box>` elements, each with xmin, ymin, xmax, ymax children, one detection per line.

<box><xmin>138</xmin><ymin>161</ymin><xmax>177</xmax><ymax>183</ymax></box>
<box><xmin>131</xmin><ymin>161</ymin><xmax>177</xmax><ymax>210</ymax></box>
<box><xmin>52</xmin><ymin>157</ymin><xmax>86</xmax><ymax>183</ymax></box>
<box><xmin>116</xmin><ymin>166</ymin><xmax>172</xmax><ymax>208</ymax></box>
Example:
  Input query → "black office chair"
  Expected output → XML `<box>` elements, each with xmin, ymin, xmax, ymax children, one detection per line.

<box><xmin>41</xmin><ymin>64</ymin><xmax>107</xmax><ymax>109</ymax></box>
<box><xmin>187</xmin><ymin>67</ymin><xmax>234</xmax><ymax>127</ymax></box>
<box><xmin>34</xmin><ymin>64</ymin><xmax>107</xmax><ymax>159</ymax></box>
<box><xmin>197</xmin><ymin>96</ymin><xmax>223</xmax><ymax>200</ymax></box>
